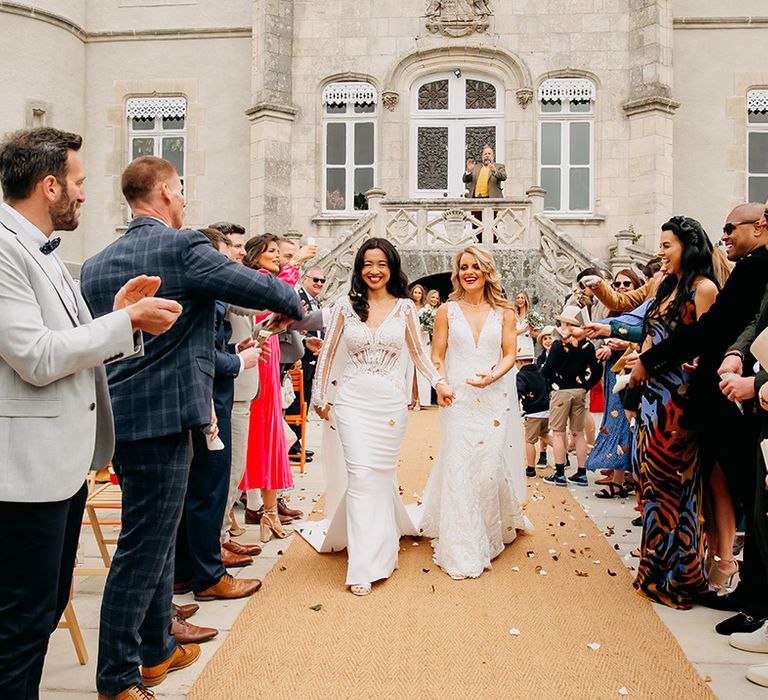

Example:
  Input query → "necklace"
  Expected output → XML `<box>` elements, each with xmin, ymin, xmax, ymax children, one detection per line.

<box><xmin>460</xmin><ymin>299</ymin><xmax>486</xmax><ymax>308</ymax></box>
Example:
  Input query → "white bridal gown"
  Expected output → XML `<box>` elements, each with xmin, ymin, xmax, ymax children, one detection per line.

<box><xmin>420</xmin><ymin>301</ymin><xmax>530</xmax><ymax>579</ymax></box>
<box><xmin>297</xmin><ymin>297</ymin><xmax>443</xmax><ymax>587</ymax></box>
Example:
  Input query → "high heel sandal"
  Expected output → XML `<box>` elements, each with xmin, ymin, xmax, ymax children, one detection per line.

<box><xmin>259</xmin><ymin>507</ymin><xmax>293</xmax><ymax>543</ymax></box>
<box><xmin>350</xmin><ymin>584</ymin><xmax>371</xmax><ymax>596</ymax></box>
<box><xmin>709</xmin><ymin>558</ymin><xmax>739</xmax><ymax>591</ymax></box>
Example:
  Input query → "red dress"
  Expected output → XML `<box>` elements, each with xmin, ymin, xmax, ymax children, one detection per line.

<box><xmin>240</xmin><ymin>265</ymin><xmax>299</xmax><ymax>491</ymax></box>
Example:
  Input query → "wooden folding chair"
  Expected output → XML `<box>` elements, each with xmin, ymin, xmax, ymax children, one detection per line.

<box><xmin>56</xmin><ymin>583</ymin><xmax>88</xmax><ymax>665</ymax></box>
<box><xmin>285</xmin><ymin>367</ymin><xmax>307</xmax><ymax>473</ymax></box>
<box><xmin>78</xmin><ymin>477</ymin><xmax>123</xmax><ymax>577</ymax></box>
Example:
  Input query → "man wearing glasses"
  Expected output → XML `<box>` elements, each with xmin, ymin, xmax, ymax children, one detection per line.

<box><xmin>632</xmin><ymin>202</ymin><xmax>768</xmax><ymax>630</ymax></box>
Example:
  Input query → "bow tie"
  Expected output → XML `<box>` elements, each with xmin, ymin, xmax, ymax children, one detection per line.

<box><xmin>40</xmin><ymin>237</ymin><xmax>61</xmax><ymax>255</ymax></box>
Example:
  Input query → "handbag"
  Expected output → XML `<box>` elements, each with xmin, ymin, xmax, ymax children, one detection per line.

<box><xmin>281</xmin><ymin>372</ymin><xmax>296</xmax><ymax>409</ymax></box>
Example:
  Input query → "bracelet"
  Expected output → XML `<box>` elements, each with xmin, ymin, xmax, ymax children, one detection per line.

<box><xmin>724</xmin><ymin>350</ymin><xmax>744</xmax><ymax>360</ymax></box>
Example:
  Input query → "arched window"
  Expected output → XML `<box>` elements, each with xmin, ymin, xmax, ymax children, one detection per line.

<box><xmin>322</xmin><ymin>81</ymin><xmax>377</xmax><ymax>212</ymax></box>
<box><xmin>411</xmin><ymin>72</ymin><xmax>504</xmax><ymax>198</ymax></box>
<box><xmin>747</xmin><ymin>89</ymin><xmax>768</xmax><ymax>202</ymax></box>
<box><xmin>126</xmin><ymin>96</ymin><xmax>187</xmax><ymax>182</ymax></box>
<box><xmin>537</xmin><ymin>78</ymin><xmax>595</xmax><ymax>214</ymax></box>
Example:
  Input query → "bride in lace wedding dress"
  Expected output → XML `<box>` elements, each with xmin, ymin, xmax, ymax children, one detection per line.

<box><xmin>299</xmin><ymin>238</ymin><xmax>454</xmax><ymax>596</ymax></box>
<box><xmin>420</xmin><ymin>246</ymin><xmax>531</xmax><ymax>580</ymax></box>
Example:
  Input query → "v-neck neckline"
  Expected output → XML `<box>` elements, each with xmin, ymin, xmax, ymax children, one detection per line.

<box><xmin>363</xmin><ymin>298</ymin><xmax>402</xmax><ymax>338</ymax></box>
<box><xmin>454</xmin><ymin>301</ymin><xmax>492</xmax><ymax>350</ymax></box>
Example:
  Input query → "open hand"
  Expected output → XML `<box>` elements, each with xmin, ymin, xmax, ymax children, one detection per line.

<box><xmin>305</xmin><ymin>337</ymin><xmax>324</xmax><ymax>354</ymax></box>
<box><xmin>466</xmin><ymin>372</ymin><xmax>494</xmax><ymax>388</ymax></box>
<box><xmin>113</xmin><ymin>275</ymin><xmax>162</xmax><ymax>310</ymax></box>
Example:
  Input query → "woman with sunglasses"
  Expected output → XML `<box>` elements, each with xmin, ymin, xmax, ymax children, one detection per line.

<box><xmin>583</xmin><ymin>269</ymin><xmax>644</xmax><ymax>497</ymax></box>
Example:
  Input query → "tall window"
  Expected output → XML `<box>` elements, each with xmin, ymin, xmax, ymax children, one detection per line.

<box><xmin>748</xmin><ymin>90</ymin><xmax>768</xmax><ymax>202</ymax></box>
<box><xmin>322</xmin><ymin>82</ymin><xmax>377</xmax><ymax>212</ymax></box>
<box><xmin>538</xmin><ymin>78</ymin><xmax>595</xmax><ymax>214</ymax></box>
<box><xmin>410</xmin><ymin>72</ymin><xmax>503</xmax><ymax>198</ymax></box>
<box><xmin>126</xmin><ymin>96</ymin><xmax>187</xmax><ymax>181</ymax></box>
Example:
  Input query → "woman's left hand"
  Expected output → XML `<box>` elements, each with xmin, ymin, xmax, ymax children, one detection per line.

<box><xmin>436</xmin><ymin>383</ymin><xmax>456</xmax><ymax>407</ymax></box>
<box><xmin>466</xmin><ymin>372</ymin><xmax>495</xmax><ymax>388</ymax></box>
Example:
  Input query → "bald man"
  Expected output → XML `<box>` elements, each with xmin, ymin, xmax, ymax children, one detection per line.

<box><xmin>635</xmin><ymin>202</ymin><xmax>768</xmax><ymax>624</ymax></box>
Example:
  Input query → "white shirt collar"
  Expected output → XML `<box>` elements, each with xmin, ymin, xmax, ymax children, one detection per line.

<box><xmin>1</xmin><ymin>202</ymin><xmax>50</xmax><ymax>249</ymax></box>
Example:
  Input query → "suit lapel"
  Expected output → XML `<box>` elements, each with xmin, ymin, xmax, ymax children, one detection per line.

<box><xmin>0</xmin><ymin>210</ymin><xmax>79</xmax><ymax>326</ymax></box>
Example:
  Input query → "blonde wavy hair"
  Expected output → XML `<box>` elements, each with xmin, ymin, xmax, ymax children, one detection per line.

<box><xmin>448</xmin><ymin>246</ymin><xmax>513</xmax><ymax>310</ymax></box>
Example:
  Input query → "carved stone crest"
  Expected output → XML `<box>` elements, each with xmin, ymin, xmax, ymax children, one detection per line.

<box><xmin>425</xmin><ymin>0</ymin><xmax>491</xmax><ymax>38</ymax></box>
<box><xmin>381</xmin><ymin>90</ymin><xmax>400</xmax><ymax>112</ymax></box>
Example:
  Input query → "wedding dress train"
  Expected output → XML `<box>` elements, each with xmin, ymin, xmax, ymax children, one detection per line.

<box><xmin>420</xmin><ymin>301</ymin><xmax>530</xmax><ymax>579</ymax></box>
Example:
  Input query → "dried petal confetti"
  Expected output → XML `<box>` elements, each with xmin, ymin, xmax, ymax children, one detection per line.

<box><xmin>618</xmin><ymin>688</ymin><xmax>628</xmax><ymax>696</ymax></box>
<box><xmin>509</xmin><ymin>628</ymin><xmax>521</xmax><ymax>636</ymax></box>
<box><xmin>309</xmin><ymin>604</ymin><xmax>322</xmax><ymax>611</ymax></box>
<box><xmin>587</xmin><ymin>642</ymin><xmax>601</xmax><ymax>651</ymax></box>
<box><xmin>493</xmin><ymin>420</ymin><xmax>501</xmax><ymax>427</ymax></box>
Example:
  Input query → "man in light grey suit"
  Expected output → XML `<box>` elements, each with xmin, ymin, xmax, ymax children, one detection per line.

<box><xmin>0</xmin><ymin>128</ymin><xmax>181</xmax><ymax>699</ymax></box>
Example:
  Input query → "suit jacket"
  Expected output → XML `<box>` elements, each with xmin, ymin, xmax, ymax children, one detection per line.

<box><xmin>298</xmin><ymin>288</ymin><xmax>324</xmax><ymax>392</ymax></box>
<box><xmin>227</xmin><ymin>308</ymin><xmax>260</xmax><ymax>403</ymax></box>
<box><xmin>80</xmin><ymin>216</ymin><xmax>303</xmax><ymax>442</ymax></box>
<box><xmin>0</xmin><ymin>206</ymin><xmax>137</xmax><ymax>502</ymax></box>
<box><xmin>462</xmin><ymin>162</ymin><xmax>507</xmax><ymax>198</ymax></box>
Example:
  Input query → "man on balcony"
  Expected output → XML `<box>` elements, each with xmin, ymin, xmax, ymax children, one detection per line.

<box><xmin>463</xmin><ymin>145</ymin><xmax>506</xmax><ymax>198</ymax></box>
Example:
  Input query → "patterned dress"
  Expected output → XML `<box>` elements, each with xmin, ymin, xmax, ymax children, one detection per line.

<box><xmin>633</xmin><ymin>295</ymin><xmax>711</xmax><ymax>609</ymax></box>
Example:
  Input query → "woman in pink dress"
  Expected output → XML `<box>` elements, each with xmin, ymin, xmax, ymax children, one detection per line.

<box><xmin>240</xmin><ymin>234</ymin><xmax>300</xmax><ymax>542</ymax></box>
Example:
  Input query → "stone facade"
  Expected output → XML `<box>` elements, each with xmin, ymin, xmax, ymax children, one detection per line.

<box><xmin>0</xmin><ymin>1</ymin><xmax>766</xmax><ymax>284</ymax></box>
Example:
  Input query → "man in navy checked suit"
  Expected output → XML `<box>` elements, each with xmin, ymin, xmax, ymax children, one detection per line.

<box><xmin>81</xmin><ymin>156</ymin><xmax>303</xmax><ymax>699</ymax></box>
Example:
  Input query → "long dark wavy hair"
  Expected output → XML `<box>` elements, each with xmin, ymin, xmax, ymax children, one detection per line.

<box><xmin>349</xmin><ymin>238</ymin><xmax>409</xmax><ymax>321</ymax></box>
<box><xmin>242</xmin><ymin>233</ymin><xmax>280</xmax><ymax>270</ymax></box>
<box><xmin>645</xmin><ymin>216</ymin><xmax>717</xmax><ymax>330</ymax></box>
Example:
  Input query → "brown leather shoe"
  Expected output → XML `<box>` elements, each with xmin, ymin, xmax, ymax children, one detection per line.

<box><xmin>194</xmin><ymin>573</ymin><xmax>262</xmax><ymax>601</ymax></box>
<box><xmin>172</xmin><ymin>602</ymin><xmax>199</xmax><ymax>620</ymax></box>
<box><xmin>97</xmin><ymin>685</ymin><xmax>156</xmax><ymax>699</ymax></box>
<box><xmin>221</xmin><ymin>546</ymin><xmax>253</xmax><ymax>568</ymax></box>
<box><xmin>141</xmin><ymin>643</ymin><xmax>201</xmax><ymax>687</ymax></box>
<box><xmin>173</xmin><ymin>580</ymin><xmax>192</xmax><ymax>595</ymax></box>
<box><xmin>245</xmin><ymin>506</ymin><xmax>292</xmax><ymax>525</ymax></box>
<box><xmin>277</xmin><ymin>497</ymin><xmax>304</xmax><ymax>519</ymax></box>
<box><xmin>222</xmin><ymin>540</ymin><xmax>262</xmax><ymax>557</ymax></box>
<box><xmin>171</xmin><ymin>614</ymin><xmax>218</xmax><ymax>644</ymax></box>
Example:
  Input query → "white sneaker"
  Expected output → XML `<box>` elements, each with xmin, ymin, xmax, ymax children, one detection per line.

<box><xmin>746</xmin><ymin>663</ymin><xmax>768</xmax><ymax>687</ymax></box>
<box><xmin>730</xmin><ymin>621</ymin><xmax>768</xmax><ymax>653</ymax></box>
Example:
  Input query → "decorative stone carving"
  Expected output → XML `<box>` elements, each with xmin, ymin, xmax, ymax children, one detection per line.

<box><xmin>322</xmin><ymin>82</ymin><xmax>377</xmax><ymax>107</ymax></box>
<box><xmin>425</xmin><ymin>0</ymin><xmax>491</xmax><ymax>37</ymax></box>
<box><xmin>747</xmin><ymin>89</ymin><xmax>768</xmax><ymax>114</ymax></box>
<box><xmin>126</xmin><ymin>96</ymin><xmax>187</xmax><ymax>119</ymax></box>
<box><xmin>538</xmin><ymin>78</ymin><xmax>595</xmax><ymax>104</ymax></box>
<box><xmin>515</xmin><ymin>87</ymin><xmax>534</xmax><ymax>109</ymax></box>
<box><xmin>381</xmin><ymin>90</ymin><xmax>399</xmax><ymax>111</ymax></box>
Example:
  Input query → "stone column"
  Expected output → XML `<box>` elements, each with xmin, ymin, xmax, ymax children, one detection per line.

<box><xmin>365</xmin><ymin>188</ymin><xmax>387</xmax><ymax>239</ymax></box>
<box><xmin>248</xmin><ymin>0</ymin><xmax>296</xmax><ymax>236</ymax></box>
<box><xmin>623</xmin><ymin>0</ymin><xmax>679</xmax><ymax>248</ymax></box>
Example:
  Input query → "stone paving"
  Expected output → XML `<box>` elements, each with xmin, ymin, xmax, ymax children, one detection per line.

<box><xmin>41</xmin><ymin>413</ymin><xmax>763</xmax><ymax>699</ymax></box>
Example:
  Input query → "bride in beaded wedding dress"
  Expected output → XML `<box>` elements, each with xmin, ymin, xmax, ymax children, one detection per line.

<box><xmin>419</xmin><ymin>246</ymin><xmax>531</xmax><ymax>580</ymax></box>
<box><xmin>297</xmin><ymin>238</ymin><xmax>454</xmax><ymax>596</ymax></box>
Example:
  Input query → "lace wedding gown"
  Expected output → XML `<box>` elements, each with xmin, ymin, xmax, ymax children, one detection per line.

<box><xmin>297</xmin><ymin>297</ymin><xmax>443</xmax><ymax>587</ymax></box>
<box><xmin>420</xmin><ymin>302</ymin><xmax>530</xmax><ymax>579</ymax></box>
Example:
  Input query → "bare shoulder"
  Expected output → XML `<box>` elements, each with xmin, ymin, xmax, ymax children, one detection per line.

<box><xmin>501</xmin><ymin>307</ymin><xmax>517</xmax><ymax>327</ymax></box>
<box><xmin>435</xmin><ymin>303</ymin><xmax>449</xmax><ymax>320</ymax></box>
<box><xmin>694</xmin><ymin>277</ymin><xmax>718</xmax><ymax>298</ymax></box>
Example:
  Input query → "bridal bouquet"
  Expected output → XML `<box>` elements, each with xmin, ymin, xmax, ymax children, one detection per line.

<box><xmin>526</xmin><ymin>310</ymin><xmax>545</xmax><ymax>331</ymax></box>
<box><xmin>419</xmin><ymin>306</ymin><xmax>437</xmax><ymax>338</ymax></box>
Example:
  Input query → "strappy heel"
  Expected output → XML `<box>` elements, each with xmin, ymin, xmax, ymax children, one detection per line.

<box><xmin>709</xmin><ymin>558</ymin><xmax>739</xmax><ymax>591</ymax></box>
<box><xmin>259</xmin><ymin>507</ymin><xmax>293</xmax><ymax>543</ymax></box>
<box><xmin>350</xmin><ymin>584</ymin><xmax>371</xmax><ymax>596</ymax></box>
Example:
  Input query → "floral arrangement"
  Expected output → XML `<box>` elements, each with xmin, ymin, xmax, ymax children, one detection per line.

<box><xmin>419</xmin><ymin>306</ymin><xmax>437</xmax><ymax>338</ymax></box>
<box><xmin>526</xmin><ymin>310</ymin><xmax>545</xmax><ymax>331</ymax></box>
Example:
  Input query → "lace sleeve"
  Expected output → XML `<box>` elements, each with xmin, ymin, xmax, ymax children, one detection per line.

<box><xmin>403</xmin><ymin>300</ymin><xmax>444</xmax><ymax>387</ymax></box>
<box><xmin>312</xmin><ymin>300</ymin><xmax>346</xmax><ymax>407</ymax></box>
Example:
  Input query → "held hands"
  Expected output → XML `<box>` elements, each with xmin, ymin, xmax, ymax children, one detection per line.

<box><xmin>436</xmin><ymin>382</ymin><xmax>456</xmax><ymax>407</ymax></box>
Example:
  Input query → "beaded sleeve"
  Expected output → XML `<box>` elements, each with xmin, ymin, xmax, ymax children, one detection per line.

<box><xmin>403</xmin><ymin>300</ymin><xmax>444</xmax><ymax>388</ymax></box>
<box><xmin>311</xmin><ymin>300</ymin><xmax>346</xmax><ymax>407</ymax></box>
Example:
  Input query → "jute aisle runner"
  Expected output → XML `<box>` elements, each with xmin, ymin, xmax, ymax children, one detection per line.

<box><xmin>189</xmin><ymin>412</ymin><xmax>714</xmax><ymax>700</ymax></box>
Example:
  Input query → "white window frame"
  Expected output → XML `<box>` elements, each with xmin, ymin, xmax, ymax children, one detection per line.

<box><xmin>410</xmin><ymin>72</ymin><xmax>504</xmax><ymax>198</ymax></box>
<box><xmin>537</xmin><ymin>79</ymin><xmax>595</xmax><ymax>215</ymax></box>
<box><xmin>321</xmin><ymin>82</ymin><xmax>378</xmax><ymax>214</ymax></box>
<box><xmin>126</xmin><ymin>96</ymin><xmax>187</xmax><ymax>180</ymax></box>
<box><xmin>747</xmin><ymin>89</ymin><xmax>768</xmax><ymax>203</ymax></box>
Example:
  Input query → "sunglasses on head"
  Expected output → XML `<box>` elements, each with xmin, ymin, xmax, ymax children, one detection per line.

<box><xmin>309</xmin><ymin>277</ymin><xmax>326</xmax><ymax>284</ymax></box>
<box><xmin>722</xmin><ymin>219</ymin><xmax>758</xmax><ymax>235</ymax></box>
<box><xmin>612</xmin><ymin>280</ymin><xmax>633</xmax><ymax>289</ymax></box>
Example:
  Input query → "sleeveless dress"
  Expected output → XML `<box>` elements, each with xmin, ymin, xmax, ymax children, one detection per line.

<box><xmin>633</xmin><ymin>295</ymin><xmax>711</xmax><ymax>609</ymax></box>
<box><xmin>298</xmin><ymin>297</ymin><xmax>443</xmax><ymax>587</ymax></box>
<box><xmin>420</xmin><ymin>302</ymin><xmax>530</xmax><ymax>579</ymax></box>
<box><xmin>240</xmin><ymin>265</ymin><xmax>299</xmax><ymax>492</ymax></box>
